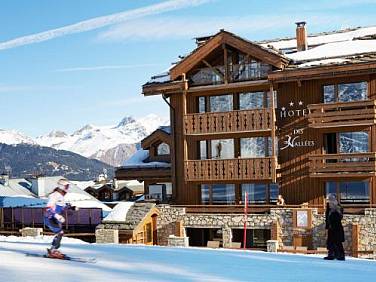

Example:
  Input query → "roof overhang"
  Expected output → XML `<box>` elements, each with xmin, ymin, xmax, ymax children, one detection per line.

<box><xmin>269</xmin><ymin>61</ymin><xmax>376</xmax><ymax>82</ymax></box>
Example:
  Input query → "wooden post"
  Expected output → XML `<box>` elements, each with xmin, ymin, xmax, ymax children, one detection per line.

<box><xmin>352</xmin><ymin>223</ymin><xmax>360</xmax><ymax>258</ymax></box>
<box><xmin>223</xmin><ymin>44</ymin><xmax>229</xmax><ymax>84</ymax></box>
<box><xmin>270</xmin><ymin>83</ymin><xmax>277</xmax><ymax>183</ymax></box>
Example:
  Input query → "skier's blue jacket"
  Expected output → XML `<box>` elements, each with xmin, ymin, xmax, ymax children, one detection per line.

<box><xmin>44</xmin><ymin>190</ymin><xmax>67</xmax><ymax>233</ymax></box>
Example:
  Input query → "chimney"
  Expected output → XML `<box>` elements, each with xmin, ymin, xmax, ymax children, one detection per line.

<box><xmin>296</xmin><ymin>21</ymin><xmax>307</xmax><ymax>51</ymax></box>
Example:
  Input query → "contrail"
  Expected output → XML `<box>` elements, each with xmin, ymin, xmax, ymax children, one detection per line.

<box><xmin>0</xmin><ymin>0</ymin><xmax>212</xmax><ymax>51</ymax></box>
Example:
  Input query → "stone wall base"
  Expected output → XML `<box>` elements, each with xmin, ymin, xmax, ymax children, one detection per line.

<box><xmin>167</xmin><ymin>235</ymin><xmax>189</xmax><ymax>247</ymax></box>
<box><xmin>20</xmin><ymin>227</ymin><xmax>43</xmax><ymax>237</ymax></box>
<box><xmin>96</xmin><ymin>229</ymin><xmax>119</xmax><ymax>244</ymax></box>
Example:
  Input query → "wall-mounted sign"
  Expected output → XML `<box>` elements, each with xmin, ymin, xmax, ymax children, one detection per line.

<box><xmin>280</xmin><ymin>128</ymin><xmax>315</xmax><ymax>151</ymax></box>
<box><xmin>279</xmin><ymin>101</ymin><xmax>315</xmax><ymax>151</ymax></box>
<box><xmin>280</xmin><ymin>101</ymin><xmax>308</xmax><ymax>119</ymax></box>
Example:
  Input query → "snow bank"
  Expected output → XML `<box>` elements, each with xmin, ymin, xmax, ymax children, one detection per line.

<box><xmin>103</xmin><ymin>202</ymin><xmax>134</xmax><ymax>222</ymax></box>
<box><xmin>1</xmin><ymin>237</ymin><xmax>376</xmax><ymax>282</ymax></box>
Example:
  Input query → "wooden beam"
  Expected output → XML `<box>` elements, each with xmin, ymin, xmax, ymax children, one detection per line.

<box><xmin>202</xmin><ymin>60</ymin><xmax>225</xmax><ymax>81</ymax></box>
<box><xmin>270</xmin><ymin>83</ymin><xmax>277</xmax><ymax>183</ymax></box>
<box><xmin>223</xmin><ymin>44</ymin><xmax>229</xmax><ymax>84</ymax></box>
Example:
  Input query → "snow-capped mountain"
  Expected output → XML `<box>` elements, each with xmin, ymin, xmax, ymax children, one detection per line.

<box><xmin>0</xmin><ymin>129</ymin><xmax>35</xmax><ymax>145</ymax></box>
<box><xmin>0</xmin><ymin>114</ymin><xmax>169</xmax><ymax>167</ymax></box>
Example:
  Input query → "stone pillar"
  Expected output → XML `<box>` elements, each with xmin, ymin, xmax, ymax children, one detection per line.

<box><xmin>20</xmin><ymin>227</ymin><xmax>43</xmax><ymax>237</ymax></box>
<box><xmin>222</xmin><ymin>226</ymin><xmax>232</xmax><ymax>248</ymax></box>
<box><xmin>95</xmin><ymin>229</ymin><xmax>119</xmax><ymax>244</ymax></box>
<box><xmin>267</xmin><ymin>240</ymin><xmax>279</xmax><ymax>252</ymax></box>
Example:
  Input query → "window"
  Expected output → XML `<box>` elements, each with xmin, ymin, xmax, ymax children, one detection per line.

<box><xmin>240</xmin><ymin>137</ymin><xmax>271</xmax><ymax>157</ymax></box>
<box><xmin>325</xmin><ymin>181</ymin><xmax>369</xmax><ymax>203</ymax></box>
<box><xmin>269</xmin><ymin>184</ymin><xmax>279</xmax><ymax>203</ymax></box>
<box><xmin>198</xmin><ymin>96</ymin><xmax>206</xmax><ymax>113</ymax></box>
<box><xmin>201</xmin><ymin>184</ymin><xmax>235</xmax><ymax>204</ymax></box>
<box><xmin>211</xmin><ymin>139</ymin><xmax>234</xmax><ymax>159</ymax></box>
<box><xmin>210</xmin><ymin>94</ymin><xmax>233</xmax><ymax>112</ymax></box>
<box><xmin>157</xmin><ymin>143</ymin><xmax>170</xmax><ymax>155</ymax></box>
<box><xmin>339</xmin><ymin>132</ymin><xmax>368</xmax><ymax>153</ymax></box>
<box><xmin>200</xmin><ymin>140</ymin><xmax>207</xmax><ymax>160</ymax></box>
<box><xmin>239</xmin><ymin>91</ymin><xmax>268</xmax><ymax>110</ymax></box>
<box><xmin>242</xmin><ymin>184</ymin><xmax>267</xmax><ymax>203</ymax></box>
<box><xmin>323</xmin><ymin>81</ymin><xmax>367</xmax><ymax>103</ymax></box>
<box><xmin>324</xmin><ymin>131</ymin><xmax>369</xmax><ymax>155</ymax></box>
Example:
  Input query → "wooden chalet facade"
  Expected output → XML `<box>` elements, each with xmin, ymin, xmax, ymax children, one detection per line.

<box><xmin>141</xmin><ymin>23</ymin><xmax>376</xmax><ymax>210</ymax></box>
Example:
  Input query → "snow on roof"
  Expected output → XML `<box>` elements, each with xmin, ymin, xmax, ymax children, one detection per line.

<box><xmin>0</xmin><ymin>181</ymin><xmax>35</xmax><ymax>198</ymax></box>
<box><xmin>102</xmin><ymin>201</ymin><xmax>135</xmax><ymax>222</ymax></box>
<box><xmin>287</xmin><ymin>40</ymin><xmax>376</xmax><ymax>62</ymax></box>
<box><xmin>262</xmin><ymin>26</ymin><xmax>376</xmax><ymax>51</ymax></box>
<box><xmin>70</xmin><ymin>180</ymin><xmax>96</xmax><ymax>190</ymax></box>
<box><xmin>147</xmin><ymin>71</ymin><xmax>171</xmax><ymax>84</ymax></box>
<box><xmin>122</xmin><ymin>149</ymin><xmax>171</xmax><ymax>169</ymax></box>
<box><xmin>159</xmin><ymin>126</ymin><xmax>171</xmax><ymax>134</ymax></box>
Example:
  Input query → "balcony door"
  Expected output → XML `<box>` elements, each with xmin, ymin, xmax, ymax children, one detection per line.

<box><xmin>324</xmin><ymin>131</ymin><xmax>369</xmax><ymax>155</ymax></box>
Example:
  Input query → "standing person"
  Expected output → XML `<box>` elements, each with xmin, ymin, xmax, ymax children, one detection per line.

<box><xmin>44</xmin><ymin>178</ymin><xmax>71</xmax><ymax>258</ymax></box>
<box><xmin>324</xmin><ymin>194</ymin><xmax>345</xmax><ymax>261</ymax></box>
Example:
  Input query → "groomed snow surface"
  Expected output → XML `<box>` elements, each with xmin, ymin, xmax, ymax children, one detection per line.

<box><xmin>1</xmin><ymin>236</ymin><xmax>376</xmax><ymax>282</ymax></box>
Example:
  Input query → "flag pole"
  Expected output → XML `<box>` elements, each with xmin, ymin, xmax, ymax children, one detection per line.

<box><xmin>243</xmin><ymin>192</ymin><xmax>248</xmax><ymax>250</ymax></box>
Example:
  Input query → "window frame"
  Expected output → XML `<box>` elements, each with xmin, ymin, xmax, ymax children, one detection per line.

<box><xmin>322</xmin><ymin>81</ymin><xmax>368</xmax><ymax>103</ymax></box>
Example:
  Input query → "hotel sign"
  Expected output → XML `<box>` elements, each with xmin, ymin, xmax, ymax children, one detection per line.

<box><xmin>279</xmin><ymin>101</ymin><xmax>315</xmax><ymax>151</ymax></box>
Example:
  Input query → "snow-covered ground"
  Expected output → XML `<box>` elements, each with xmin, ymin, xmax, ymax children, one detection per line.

<box><xmin>1</xmin><ymin>236</ymin><xmax>376</xmax><ymax>282</ymax></box>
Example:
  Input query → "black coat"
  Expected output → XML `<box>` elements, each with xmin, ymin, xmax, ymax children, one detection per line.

<box><xmin>325</xmin><ymin>204</ymin><xmax>345</xmax><ymax>243</ymax></box>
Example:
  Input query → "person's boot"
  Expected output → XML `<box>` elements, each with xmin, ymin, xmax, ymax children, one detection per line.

<box><xmin>323</xmin><ymin>256</ymin><xmax>335</xmax><ymax>260</ymax></box>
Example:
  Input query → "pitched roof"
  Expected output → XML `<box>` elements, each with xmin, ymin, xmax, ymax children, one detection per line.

<box><xmin>145</xmin><ymin>25</ymin><xmax>376</xmax><ymax>84</ymax></box>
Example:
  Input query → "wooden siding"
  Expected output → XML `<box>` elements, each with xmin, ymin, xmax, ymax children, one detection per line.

<box><xmin>308</xmin><ymin>99</ymin><xmax>376</xmax><ymax>128</ymax></box>
<box><xmin>185</xmin><ymin>157</ymin><xmax>275</xmax><ymax>182</ymax></box>
<box><xmin>184</xmin><ymin>108</ymin><xmax>272</xmax><ymax>135</ymax></box>
<box><xmin>309</xmin><ymin>153</ymin><xmax>376</xmax><ymax>178</ymax></box>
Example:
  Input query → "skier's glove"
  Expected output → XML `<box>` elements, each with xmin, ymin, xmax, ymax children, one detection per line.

<box><xmin>54</xmin><ymin>214</ymin><xmax>65</xmax><ymax>223</ymax></box>
<box><xmin>66</xmin><ymin>203</ymin><xmax>78</xmax><ymax>211</ymax></box>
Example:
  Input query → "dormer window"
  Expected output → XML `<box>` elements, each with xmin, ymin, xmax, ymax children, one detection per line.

<box><xmin>157</xmin><ymin>142</ymin><xmax>170</xmax><ymax>155</ymax></box>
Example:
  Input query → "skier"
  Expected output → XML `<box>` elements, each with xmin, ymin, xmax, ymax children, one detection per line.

<box><xmin>44</xmin><ymin>178</ymin><xmax>73</xmax><ymax>259</ymax></box>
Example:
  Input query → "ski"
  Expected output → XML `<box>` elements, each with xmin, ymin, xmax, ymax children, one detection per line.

<box><xmin>25</xmin><ymin>253</ymin><xmax>96</xmax><ymax>263</ymax></box>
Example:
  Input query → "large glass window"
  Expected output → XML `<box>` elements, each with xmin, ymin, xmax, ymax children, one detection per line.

<box><xmin>325</xmin><ymin>181</ymin><xmax>369</xmax><ymax>203</ymax></box>
<box><xmin>239</xmin><ymin>91</ymin><xmax>267</xmax><ymax>110</ymax></box>
<box><xmin>240</xmin><ymin>137</ymin><xmax>271</xmax><ymax>157</ymax></box>
<box><xmin>211</xmin><ymin>139</ymin><xmax>234</xmax><ymax>159</ymax></box>
<box><xmin>242</xmin><ymin>184</ymin><xmax>267</xmax><ymax>203</ymax></box>
<box><xmin>323</xmin><ymin>81</ymin><xmax>367</xmax><ymax>103</ymax></box>
<box><xmin>201</xmin><ymin>184</ymin><xmax>235</xmax><ymax>204</ymax></box>
<box><xmin>210</xmin><ymin>94</ymin><xmax>233</xmax><ymax>112</ymax></box>
<box><xmin>269</xmin><ymin>184</ymin><xmax>279</xmax><ymax>203</ymax></box>
<box><xmin>339</xmin><ymin>132</ymin><xmax>368</xmax><ymax>153</ymax></box>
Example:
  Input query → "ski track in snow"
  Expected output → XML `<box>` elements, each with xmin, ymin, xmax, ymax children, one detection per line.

<box><xmin>1</xmin><ymin>236</ymin><xmax>376</xmax><ymax>282</ymax></box>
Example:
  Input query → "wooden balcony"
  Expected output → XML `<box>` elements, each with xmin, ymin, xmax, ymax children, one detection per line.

<box><xmin>184</xmin><ymin>108</ymin><xmax>273</xmax><ymax>136</ymax></box>
<box><xmin>308</xmin><ymin>100</ymin><xmax>376</xmax><ymax>128</ymax></box>
<box><xmin>185</xmin><ymin>157</ymin><xmax>275</xmax><ymax>182</ymax></box>
<box><xmin>310</xmin><ymin>152</ymin><xmax>376</xmax><ymax>178</ymax></box>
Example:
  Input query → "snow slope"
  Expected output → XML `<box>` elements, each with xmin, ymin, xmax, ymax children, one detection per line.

<box><xmin>1</xmin><ymin>236</ymin><xmax>376</xmax><ymax>282</ymax></box>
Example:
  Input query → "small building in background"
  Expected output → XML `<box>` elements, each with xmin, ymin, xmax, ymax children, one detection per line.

<box><xmin>115</xmin><ymin>126</ymin><xmax>172</xmax><ymax>203</ymax></box>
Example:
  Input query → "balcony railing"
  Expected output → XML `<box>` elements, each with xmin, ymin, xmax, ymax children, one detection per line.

<box><xmin>308</xmin><ymin>99</ymin><xmax>376</xmax><ymax>128</ymax></box>
<box><xmin>185</xmin><ymin>157</ymin><xmax>275</xmax><ymax>182</ymax></box>
<box><xmin>184</xmin><ymin>108</ymin><xmax>273</xmax><ymax>135</ymax></box>
<box><xmin>309</xmin><ymin>152</ymin><xmax>376</xmax><ymax>177</ymax></box>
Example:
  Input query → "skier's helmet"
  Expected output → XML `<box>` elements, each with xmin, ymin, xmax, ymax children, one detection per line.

<box><xmin>57</xmin><ymin>178</ymin><xmax>70</xmax><ymax>193</ymax></box>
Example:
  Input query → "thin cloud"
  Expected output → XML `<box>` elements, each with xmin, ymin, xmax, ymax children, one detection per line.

<box><xmin>98</xmin><ymin>15</ymin><xmax>339</xmax><ymax>41</ymax></box>
<box><xmin>0</xmin><ymin>0</ymin><xmax>213</xmax><ymax>51</ymax></box>
<box><xmin>55</xmin><ymin>63</ymin><xmax>164</xmax><ymax>72</ymax></box>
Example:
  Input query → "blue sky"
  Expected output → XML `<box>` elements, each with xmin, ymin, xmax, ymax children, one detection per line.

<box><xmin>1</xmin><ymin>0</ymin><xmax>376</xmax><ymax>137</ymax></box>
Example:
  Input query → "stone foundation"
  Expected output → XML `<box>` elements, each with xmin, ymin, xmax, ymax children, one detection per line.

<box><xmin>20</xmin><ymin>227</ymin><xmax>43</xmax><ymax>237</ymax></box>
<box><xmin>156</xmin><ymin>205</ymin><xmax>376</xmax><ymax>256</ymax></box>
<box><xmin>96</xmin><ymin>229</ymin><xmax>119</xmax><ymax>244</ymax></box>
